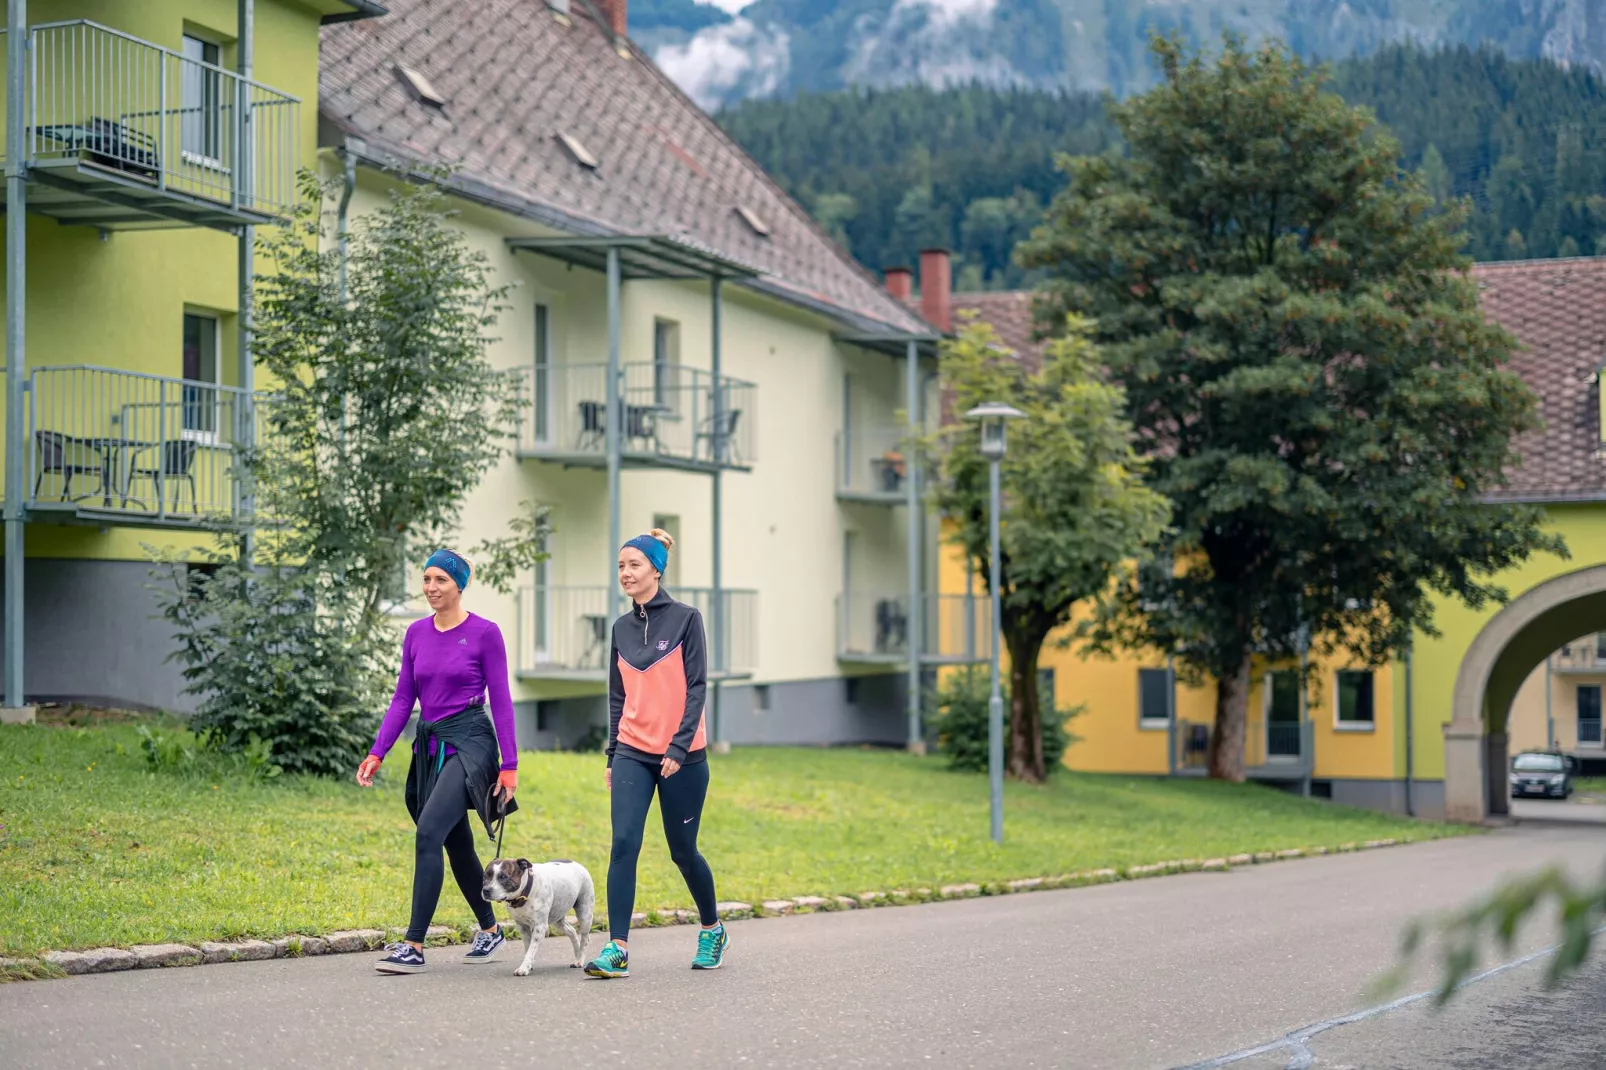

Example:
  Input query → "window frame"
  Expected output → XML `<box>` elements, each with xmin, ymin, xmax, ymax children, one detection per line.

<box><xmin>1333</xmin><ymin>669</ymin><xmax>1377</xmax><ymax>732</ymax></box>
<box><xmin>1137</xmin><ymin>666</ymin><xmax>1170</xmax><ymax>730</ymax></box>
<box><xmin>180</xmin><ymin>310</ymin><xmax>223</xmax><ymax>445</ymax></box>
<box><xmin>179</xmin><ymin>33</ymin><xmax>227</xmax><ymax>169</ymax></box>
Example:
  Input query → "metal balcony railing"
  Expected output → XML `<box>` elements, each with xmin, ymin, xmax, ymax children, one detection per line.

<box><xmin>517</xmin><ymin>361</ymin><xmax>756</xmax><ymax>471</ymax></box>
<box><xmin>835</xmin><ymin>593</ymin><xmax>990</xmax><ymax>664</ymax></box>
<box><xmin>0</xmin><ymin>21</ymin><xmax>300</xmax><ymax>224</ymax></box>
<box><xmin>26</xmin><ymin>364</ymin><xmax>275</xmax><ymax>526</ymax></box>
<box><xmin>1580</xmin><ymin>718</ymin><xmax>1604</xmax><ymax>747</ymax></box>
<box><xmin>515</xmin><ymin>584</ymin><xmax>758</xmax><ymax>678</ymax></box>
<box><xmin>835</xmin><ymin>426</ymin><xmax>914</xmax><ymax>502</ymax></box>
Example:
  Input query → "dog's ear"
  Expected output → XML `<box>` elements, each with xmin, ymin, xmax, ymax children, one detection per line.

<box><xmin>516</xmin><ymin>858</ymin><xmax>533</xmax><ymax>870</ymax></box>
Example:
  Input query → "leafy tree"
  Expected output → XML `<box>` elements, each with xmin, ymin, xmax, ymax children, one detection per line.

<box><xmin>928</xmin><ymin>315</ymin><xmax>1170</xmax><ymax>783</ymax></box>
<box><xmin>1020</xmin><ymin>35</ymin><xmax>1565</xmax><ymax>780</ymax></box>
<box><xmin>153</xmin><ymin>173</ymin><xmax>546</xmax><ymax>776</ymax></box>
<box><xmin>1417</xmin><ymin>143</ymin><xmax>1452</xmax><ymax>204</ymax></box>
<box><xmin>930</xmin><ymin>667</ymin><xmax>1076</xmax><ymax>774</ymax></box>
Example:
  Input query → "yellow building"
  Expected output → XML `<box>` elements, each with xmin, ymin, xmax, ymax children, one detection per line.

<box><xmin>317</xmin><ymin>0</ymin><xmax>985</xmax><ymax>749</ymax></box>
<box><xmin>951</xmin><ymin>258</ymin><xmax>1606</xmax><ymax>821</ymax></box>
<box><xmin>0</xmin><ymin>0</ymin><xmax>381</xmax><ymax>716</ymax></box>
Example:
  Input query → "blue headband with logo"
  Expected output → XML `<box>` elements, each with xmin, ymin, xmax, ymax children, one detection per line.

<box><xmin>622</xmin><ymin>534</ymin><xmax>668</xmax><ymax>575</ymax></box>
<box><xmin>425</xmin><ymin>548</ymin><xmax>471</xmax><ymax>592</ymax></box>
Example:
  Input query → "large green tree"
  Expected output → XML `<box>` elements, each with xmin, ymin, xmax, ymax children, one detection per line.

<box><xmin>155</xmin><ymin>174</ymin><xmax>547</xmax><ymax>776</ymax></box>
<box><xmin>930</xmin><ymin>316</ymin><xmax>1170</xmax><ymax>783</ymax></box>
<box><xmin>1020</xmin><ymin>35</ymin><xmax>1564</xmax><ymax>780</ymax></box>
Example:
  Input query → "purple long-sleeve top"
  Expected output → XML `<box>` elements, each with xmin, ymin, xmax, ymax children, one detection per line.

<box><xmin>369</xmin><ymin>613</ymin><xmax>518</xmax><ymax>771</ymax></box>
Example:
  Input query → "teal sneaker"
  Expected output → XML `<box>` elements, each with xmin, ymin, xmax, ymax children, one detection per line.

<box><xmin>691</xmin><ymin>924</ymin><xmax>729</xmax><ymax>970</ymax></box>
<box><xmin>583</xmin><ymin>941</ymin><xmax>629</xmax><ymax>979</ymax></box>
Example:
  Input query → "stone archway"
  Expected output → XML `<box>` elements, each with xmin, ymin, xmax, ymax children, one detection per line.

<box><xmin>1446</xmin><ymin>563</ymin><xmax>1606</xmax><ymax>822</ymax></box>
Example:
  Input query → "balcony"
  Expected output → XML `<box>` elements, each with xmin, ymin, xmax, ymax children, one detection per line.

<box><xmin>516</xmin><ymin>361</ymin><xmax>756</xmax><ymax>473</ymax></box>
<box><xmin>25</xmin><ymin>364</ymin><xmax>274</xmax><ymax>529</ymax></box>
<box><xmin>0</xmin><ymin>20</ymin><xmax>300</xmax><ymax>231</ymax></box>
<box><xmin>836</xmin><ymin>593</ymin><xmax>990</xmax><ymax>665</ymax></box>
<box><xmin>513</xmin><ymin>585</ymin><xmax>758</xmax><ymax>681</ymax></box>
<box><xmin>835</xmin><ymin>426</ymin><xmax>912</xmax><ymax>504</ymax></box>
<box><xmin>1172</xmin><ymin>718</ymin><xmax>1314</xmax><ymax>780</ymax></box>
<box><xmin>1553</xmin><ymin>642</ymin><xmax>1606</xmax><ymax>674</ymax></box>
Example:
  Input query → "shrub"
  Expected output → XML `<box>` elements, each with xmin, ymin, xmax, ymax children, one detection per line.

<box><xmin>930</xmin><ymin>669</ymin><xmax>1078</xmax><ymax>775</ymax></box>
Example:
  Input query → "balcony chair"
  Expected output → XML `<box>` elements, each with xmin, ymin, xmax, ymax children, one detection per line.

<box><xmin>575</xmin><ymin>400</ymin><xmax>605</xmax><ymax>451</ymax></box>
<box><xmin>695</xmin><ymin>408</ymin><xmax>742</xmax><ymax>465</ymax></box>
<box><xmin>32</xmin><ymin>430</ymin><xmax>98</xmax><ymax>502</ymax></box>
<box><xmin>123</xmin><ymin>440</ymin><xmax>199</xmax><ymax>513</ymax></box>
<box><xmin>874</xmin><ymin>598</ymin><xmax>908</xmax><ymax>655</ymax></box>
<box><xmin>33</xmin><ymin>117</ymin><xmax>160</xmax><ymax>180</ymax></box>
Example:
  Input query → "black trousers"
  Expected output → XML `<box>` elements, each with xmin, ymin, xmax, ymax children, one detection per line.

<box><xmin>607</xmin><ymin>753</ymin><xmax>719</xmax><ymax>941</ymax></box>
<box><xmin>407</xmin><ymin>754</ymin><xmax>496</xmax><ymax>942</ymax></box>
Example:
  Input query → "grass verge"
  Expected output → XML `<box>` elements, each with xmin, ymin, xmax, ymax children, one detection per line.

<box><xmin>0</xmin><ymin>717</ymin><xmax>1472</xmax><ymax>957</ymax></box>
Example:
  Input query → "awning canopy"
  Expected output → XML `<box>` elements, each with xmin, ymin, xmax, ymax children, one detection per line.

<box><xmin>507</xmin><ymin>235</ymin><xmax>763</xmax><ymax>280</ymax></box>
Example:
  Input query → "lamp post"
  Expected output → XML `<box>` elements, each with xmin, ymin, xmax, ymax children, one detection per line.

<box><xmin>966</xmin><ymin>401</ymin><xmax>1025</xmax><ymax>845</ymax></box>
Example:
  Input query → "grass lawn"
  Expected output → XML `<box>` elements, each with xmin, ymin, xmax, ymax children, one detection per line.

<box><xmin>1575</xmin><ymin>776</ymin><xmax>1606</xmax><ymax>794</ymax></box>
<box><xmin>0</xmin><ymin>714</ymin><xmax>1472</xmax><ymax>958</ymax></box>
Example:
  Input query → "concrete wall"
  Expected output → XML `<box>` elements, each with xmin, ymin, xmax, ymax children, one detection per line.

<box><xmin>1</xmin><ymin>558</ymin><xmax>191</xmax><ymax>711</ymax></box>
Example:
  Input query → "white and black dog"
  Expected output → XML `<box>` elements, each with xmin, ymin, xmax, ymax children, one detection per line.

<box><xmin>481</xmin><ymin>858</ymin><xmax>595</xmax><ymax>976</ymax></box>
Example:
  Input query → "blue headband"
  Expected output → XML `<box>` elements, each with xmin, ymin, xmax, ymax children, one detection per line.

<box><xmin>622</xmin><ymin>534</ymin><xmax>668</xmax><ymax>575</ymax></box>
<box><xmin>425</xmin><ymin>549</ymin><xmax>471</xmax><ymax>592</ymax></box>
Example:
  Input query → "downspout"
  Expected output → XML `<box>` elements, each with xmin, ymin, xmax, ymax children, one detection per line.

<box><xmin>905</xmin><ymin>338</ymin><xmax>923</xmax><ymax>753</ymax></box>
<box><xmin>1404</xmin><ymin>642</ymin><xmax>1415</xmax><ymax>817</ymax></box>
<box><xmin>337</xmin><ymin>142</ymin><xmax>356</xmax><ymax>304</ymax></box>
<box><xmin>1544</xmin><ymin>652</ymin><xmax>1554</xmax><ymax>751</ymax></box>
<box><xmin>710</xmin><ymin>275</ymin><xmax>724</xmax><ymax>749</ymax></box>
<box><xmin>236</xmin><ymin>0</ymin><xmax>255</xmax><ymax>559</ymax></box>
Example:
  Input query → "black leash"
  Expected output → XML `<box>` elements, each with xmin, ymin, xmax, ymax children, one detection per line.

<box><xmin>489</xmin><ymin>787</ymin><xmax>510</xmax><ymax>860</ymax></box>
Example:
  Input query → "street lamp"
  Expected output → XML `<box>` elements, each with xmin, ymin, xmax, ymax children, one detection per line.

<box><xmin>965</xmin><ymin>401</ymin><xmax>1025</xmax><ymax>844</ymax></box>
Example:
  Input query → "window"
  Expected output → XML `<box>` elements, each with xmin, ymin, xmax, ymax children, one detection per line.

<box><xmin>1265</xmin><ymin>671</ymin><xmax>1302</xmax><ymax>757</ymax></box>
<box><xmin>1579</xmin><ymin>685</ymin><xmax>1603</xmax><ymax>746</ymax></box>
<box><xmin>1037</xmin><ymin>668</ymin><xmax>1056</xmax><ymax>715</ymax></box>
<box><xmin>753</xmin><ymin>684</ymin><xmax>771</xmax><ymax>712</ymax></box>
<box><xmin>844</xmin><ymin>677</ymin><xmax>860</xmax><ymax>707</ymax></box>
<box><xmin>1512</xmin><ymin>752</ymin><xmax>1567</xmax><ymax>773</ymax></box>
<box><xmin>181</xmin><ymin>35</ymin><xmax>223</xmax><ymax>163</ymax></box>
<box><xmin>1336</xmin><ymin>670</ymin><xmax>1375</xmax><ymax>728</ymax></box>
<box><xmin>395</xmin><ymin>65</ymin><xmax>446</xmax><ymax>109</ymax></box>
<box><xmin>382</xmin><ymin>560</ymin><xmax>411</xmax><ymax>611</ymax></box>
<box><xmin>181</xmin><ymin>312</ymin><xmax>220</xmax><ymax>437</ymax></box>
<box><xmin>1595</xmin><ymin>634</ymin><xmax>1606</xmax><ymax>660</ymax></box>
<box><xmin>653</xmin><ymin>320</ymin><xmax>680</xmax><ymax>411</ymax></box>
<box><xmin>532</xmin><ymin>303</ymin><xmax>551</xmax><ymax>443</ymax></box>
<box><xmin>1138</xmin><ymin>667</ymin><xmax>1169</xmax><ymax>726</ymax></box>
<box><xmin>651</xmin><ymin>514</ymin><xmax>681</xmax><ymax>587</ymax></box>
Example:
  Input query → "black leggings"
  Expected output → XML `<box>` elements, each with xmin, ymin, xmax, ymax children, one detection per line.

<box><xmin>608</xmin><ymin>753</ymin><xmax>719</xmax><ymax>941</ymax></box>
<box><xmin>407</xmin><ymin>754</ymin><xmax>496</xmax><ymax>943</ymax></box>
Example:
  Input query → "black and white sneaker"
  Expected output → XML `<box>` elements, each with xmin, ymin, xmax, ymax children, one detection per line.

<box><xmin>375</xmin><ymin>943</ymin><xmax>426</xmax><ymax>974</ymax></box>
<box><xmin>463</xmin><ymin>926</ymin><xmax>505</xmax><ymax>964</ymax></box>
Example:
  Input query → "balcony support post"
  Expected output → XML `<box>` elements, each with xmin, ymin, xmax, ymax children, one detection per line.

<box><xmin>605</xmin><ymin>246</ymin><xmax>622</xmax><ymax>619</ymax></box>
<box><xmin>4</xmin><ymin>0</ymin><xmax>29</xmax><ymax>712</ymax></box>
<box><xmin>235</xmin><ymin>0</ymin><xmax>254</xmax><ymax>552</ymax></box>
<box><xmin>905</xmin><ymin>338</ymin><xmax>923</xmax><ymax>753</ymax></box>
<box><xmin>710</xmin><ymin>274</ymin><xmax>725</xmax><ymax>747</ymax></box>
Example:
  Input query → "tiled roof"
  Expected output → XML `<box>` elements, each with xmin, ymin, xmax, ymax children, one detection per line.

<box><xmin>955</xmin><ymin>265</ymin><xmax>1606</xmax><ymax>503</ymax></box>
<box><xmin>317</xmin><ymin>0</ymin><xmax>927</xmax><ymax>335</ymax></box>
<box><xmin>953</xmin><ymin>291</ymin><xmax>1043</xmax><ymax>371</ymax></box>
<box><xmin>1473</xmin><ymin>258</ymin><xmax>1606</xmax><ymax>503</ymax></box>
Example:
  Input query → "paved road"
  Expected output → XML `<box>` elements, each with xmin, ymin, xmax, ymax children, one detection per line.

<box><xmin>3</xmin><ymin>806</ymin><xmax>1602</xmax><ymax>1070</ymax></box>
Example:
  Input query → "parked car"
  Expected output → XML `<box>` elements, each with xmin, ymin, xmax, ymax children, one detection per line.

<box><xmin>1509</xmin><ymin>751</ymin><xmax>1575</xmax><ymax>799</ymax></box>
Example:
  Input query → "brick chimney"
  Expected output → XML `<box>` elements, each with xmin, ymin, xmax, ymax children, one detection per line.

<box><xmin>595</xmin><ymin>0</ymin><xmax>626</xmax><ymax>37</ymax></box>
<box><xmin>884</xmin><ymin>266</ymin><xmax>913</xmax><ymax>304</ymax></box>
<box><xmin>919</xmin><ymin>248</ymin><xmax>951</xmax><ymax>332</ymax></box>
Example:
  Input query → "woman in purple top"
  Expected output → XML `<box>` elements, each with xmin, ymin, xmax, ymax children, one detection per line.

<box><xmin>355</xmin><ymin>548</ymin><xmax>519</xmax><ymax>975</ymax></box>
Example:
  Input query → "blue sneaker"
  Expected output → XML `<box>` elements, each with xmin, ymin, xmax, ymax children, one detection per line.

<box><xmin>692</xmin><ymin>924</ymin><xmax>728</xmax><ymax>970</ymax></box>
<box><xmin>375</xmin><ymin>943</ymin><xmax>426</xmax><ymax>974</ymax></box>
<box><xmin>464</xmin><ymin>926</ymin><xmax>505</xmax><ymax>964</ymax></box>
<box><xmin>583</xmin><ymin>941</ymin><xmax>629</xmax><ymax>979</ymax></box>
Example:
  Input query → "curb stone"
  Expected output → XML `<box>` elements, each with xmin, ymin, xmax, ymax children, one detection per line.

<box><xmin>2</xmin><ymin>836</ymin><xmax>1429</xmax><ymax>983</ymax></box>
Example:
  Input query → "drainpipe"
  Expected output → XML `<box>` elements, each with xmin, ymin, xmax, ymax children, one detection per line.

<box><xmin>1544</xmin><ymin>653</ymin><xmax>1554</xmax><ymax>751</ymax></box>
<box><xmin>337</xmin><ymin>142</ymin><xmax>356</xmax><ymax>304</ymax></box>
<box><xmin>1165</xmin><ymin>653</ymin><xmax>1177</xmax><ymax>777</ymax></box>
<box><xmin>604</xmin><ymin>247</ymin><xmax>622</xmax><ymax>619</ymax></box>
<box><xmin>905</xmin><ymin>338</ymin><xmax>922</xmax><ymax>753</ymax></box>
<box><xmin>1298</xmin><ymin>621</ymin><xmax>1311</xmax><ymax>798</ymax></box>
<box><xmin>1404</xmin><ymin>642</ymin><xmax>1415</xmax><ymax>817</ymax></box>
<box><xmin>4</xmin><ymin>0</ymin><xmax>27</xmax><ymax>712</ymax></box>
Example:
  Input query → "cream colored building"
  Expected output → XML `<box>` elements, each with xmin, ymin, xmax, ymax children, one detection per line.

<box><xmin>1506</xmin><ymin>637</ymin><xmax>1606</xmax><ymax>772</ymax></box>
<box><xmin>318</xmin><ymin>0</ymin><xmax>987</xmax><ymax>748</ymax></box>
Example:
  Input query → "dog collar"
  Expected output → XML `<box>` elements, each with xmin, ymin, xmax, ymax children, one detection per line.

<box><xmin>507</xmin><ymin>869</ymin><xmax>535</xmax><ymax>909</ymax></box>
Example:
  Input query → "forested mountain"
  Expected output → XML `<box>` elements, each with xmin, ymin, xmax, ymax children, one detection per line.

<box><xmin>646</xmin><ymin>0</ymin><xmax>1606</xmax><ymax>112</ymax></box>
<box><xmin>717</xmin><ymin>46</ymin><xmax>1606</xmax><ymax>286</ymax></box>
